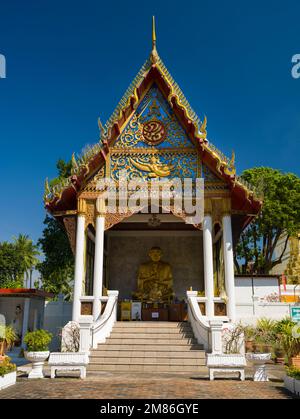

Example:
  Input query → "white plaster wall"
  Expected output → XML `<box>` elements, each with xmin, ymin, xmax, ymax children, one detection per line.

<box><xmin>235</xmin><ymin>277</ymin><xmax>280</xmax><ymax>303</ymax></box>
<box><xmin>0</xmin><ymin>298</ymin><xmax>24</xmax><ymax>331</ymax></box>
<box><xmin>0</xmin><ymin>297</ymin><xmax>45</xmax><ymax>342</ymax></box>
<box><xmin>43</xmin><ymin>297</ymin><xmax>72</xmax><ymax>350</ymax></box>
<box><xmin>234</xmin><ymin>276</ymin><xmax>293</xmax><ymax>324</ymax></box>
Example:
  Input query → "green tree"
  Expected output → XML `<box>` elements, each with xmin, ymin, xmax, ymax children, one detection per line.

<box><xmin>13</xmin><ymin>234</ymin><xmax>40</xmax><ymax>287</ymax></box>
<box><xmin>0</xmin><ymin>242</ymin><xmax>24</xmax><ymax>288</ymax></box>
<box><xmin>37</xmin><ymin>215</ymin><xmax>74</xmax><ymax>298</ymax></box>
<box><xmin>0</xmin><ymin>235</ymin><xmax>39</xmax><ymax>288</ymax></box>
<box><xmin>235</xmin><ymin>167</ymin><xmax>300</xmax><ymax>278</ymax></box>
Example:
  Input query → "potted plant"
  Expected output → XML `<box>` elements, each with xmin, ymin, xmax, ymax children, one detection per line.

<box><xmin>0</xmin><ymin>356</ymin><xmax>17</xmax><ymax>390</ymax></box>
<box><xmin>24</xmin><ymin>329</ymin><xmax>52</xmax><ymax>379</ymax></box>
<box><xmin>277</xmin><ymin>321</ymin><xmax>300</xmax><ymax>367</ymax></box>
<box><xmin>243</xmin><ymin>325</ymin><xmax>256</xmax><ymax>353</ymax></box>
<box><xmin>0</xmin><ymin>325</ymin><xmax>18</xmax><ymax>361</ymax></box>
<box><xmin>245</xmin><ymin>319</ymin><xmax>276</xmax><ymax>381</ymax></box>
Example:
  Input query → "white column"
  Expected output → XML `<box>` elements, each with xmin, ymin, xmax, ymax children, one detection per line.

<box><xmin>21</xmin><ymin>298</ymin><xmax>30</xmax><ymax>349</ymax></box>
<box><xmin>72</xmin><ymin>213</ymin><xmax>86</xmax><ymax>322</ymax></box>
<box><xmin>222</xmin><ymin>214</ymin><xmax>236</xmax><ymax>322</ymax></box>
<box><xmin>92</xmin><ymin>198</ymin><xmax>105</xmax><ymax>321</ymax></box>
<box><xmin>203</xmin><ymin>215</ymin><xmax>214</xmax><ymax>318</ymax></box>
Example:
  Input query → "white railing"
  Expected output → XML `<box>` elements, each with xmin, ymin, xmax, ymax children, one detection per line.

<box><xmin>91</xmin><ymin>290</ymin><xmax>119</xmax><ymax>349</ymax></box>
<box><xmin>187</xmin><ymin>291</ymin><xmax>228</xmax><ymax>354</ymax></box>
<box><xmin>187</xmin><ymin>291</ymin><xmax>211</xmax><ymax>351</ymax></box>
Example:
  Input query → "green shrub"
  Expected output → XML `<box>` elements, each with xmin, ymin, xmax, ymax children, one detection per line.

<box><xmin>243</xmin><ymin>317</ymin><xmax>300</xmax><ymax>361</ymax></box>
<box><xmin>286</xmin><ymin>366</ymin><xmax>300</xmax><ymax>380</ymax></box>
<box><xmin>278</xmin><ymin>323</ymin><xmax>300</xmax><ymax>361</ymax></box>
<box><xmin>274</xmin><ymin>318</ymin><xmax>295</xmax><ymax>334</ymax></box>
<box><xmin>23</xmin><ymin>329</ymin><xmax>52</xmax><ymax>352</ymax></box>
<box><xmin>0</xmin><ymin>325</ymin><xmax>18</xmax><ymax>356</ymax></box>
<box><xmin>0</xmin><ymin>357</ymin><xmax>16</xmax><ymax>377</ymax></box>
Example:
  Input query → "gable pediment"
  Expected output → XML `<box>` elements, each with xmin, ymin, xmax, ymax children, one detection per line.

<box><xmin>112</xmin><ymin>84</ymin><xmax>195</xmax><ymax>150</ymax></box>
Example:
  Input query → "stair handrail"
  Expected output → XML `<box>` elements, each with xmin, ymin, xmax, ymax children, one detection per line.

<box><xmin>186</xmin><ymin>291</ymin><xmax>211</xmax><ymax>351</ymax></box>
<box><xmin>91</xmin><ymin>290</ymin><xmax>119</xmax><ymax>349</ymax></box>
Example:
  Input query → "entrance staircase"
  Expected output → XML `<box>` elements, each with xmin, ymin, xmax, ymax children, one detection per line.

<box><xmin>87</xmin><ymin>321</ymin><xmax>207</xmax><ymax>374</ymax></box>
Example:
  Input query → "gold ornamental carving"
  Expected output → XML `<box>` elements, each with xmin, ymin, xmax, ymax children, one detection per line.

<box><xmin>211</xmin><ymin>198</ymin><xmax>231</xmax><ymax>223</ymax></box>
<box><xmin>204</xmin><ymin>199</ymin><xmax>213</xmax><ymax>215</ymax></box>
<box><xmin>85</xmin><ymin>200</ymin><xmax>96</xmax><ymax>227</ymax></box>
<box><xmin>142</xmin><ymin>120</ymin><xmax>167</xmax><ymax>145</ymax></box>
<box><xmin>95</xmin><ymin>196</ymin><xmax>106</xmax><ymax>216</ymax></box>
<box><xmin>77</xmin><ymin>199</ymin><xmax>87</xmax><ymax>216</ymax></box>
<box><xmin>129</xmin><ymin>155</ymin><xmax>174</xmax><ymax>178</ymax></box>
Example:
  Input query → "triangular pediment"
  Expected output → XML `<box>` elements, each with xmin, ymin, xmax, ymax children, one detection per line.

<box><xmin>112</xmin><ymin>83</ymin><xmax>195</xmax><ymax>150</ymax></box>
<box><xmin>45</xmin><ymin>37</ymin><xmax>261</xmax><ymax>223</ymax></box>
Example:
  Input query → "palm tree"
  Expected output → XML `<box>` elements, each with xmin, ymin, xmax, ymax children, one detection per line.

<box><xmin>13</xmin><ymin>235</ymin><xmax>40</xmax><ymax>288</ymax></box>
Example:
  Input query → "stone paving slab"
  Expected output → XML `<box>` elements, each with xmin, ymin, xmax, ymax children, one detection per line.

<box><xmin>0</xmin><ymin>373</ymin><xmax>297</xmax><ymax>399</ymax></box>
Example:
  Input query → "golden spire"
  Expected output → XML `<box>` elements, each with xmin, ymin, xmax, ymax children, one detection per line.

<box><xmin>152</xmin><ymin>16</ymin><xmax>156</xmax><ymax>49</ymax></box>
<box><xmin>151</xmin><ymin>16</ymin><xmax>158</xmax><ymax>64</ymax></box>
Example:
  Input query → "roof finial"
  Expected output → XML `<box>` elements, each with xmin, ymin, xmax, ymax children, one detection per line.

<box><xmin>151</xmin><ymin>16</ymin><xmax>158</xmax><ymax>64</ymax></box>
<box><xmin>152</xmin><ymin>16</ymin><xmax>156</xmax><ymax>48</ymax></box>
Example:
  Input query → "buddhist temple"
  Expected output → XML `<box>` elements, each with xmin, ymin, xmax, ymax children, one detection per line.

<box><xmin>44</xmin><ymin>18</ymin><xmax>262</xmax><ymax>354</ymax></box>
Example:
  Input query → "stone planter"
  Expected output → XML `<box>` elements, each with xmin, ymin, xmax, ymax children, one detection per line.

<box><xmin>246</xmin><ymin>353</ymin><xmax>272</xmax><ymax>381</ymax></box>
<box><xmin>48</xmin><ymin>352</ymin><xmax>89</xmax><ymax>379</ymax></box>
<box><xmin>284</xmin><ymin>375</ymin><xmax>300</xmax><ymax>396</ymax></box>
<box><xmin>25</xmin><ymin>351</ymin><xmax>50</xmax><ymax>379</ymax></box>
<box><xmin>295</xmin><ymin>378</ymin><xmax>300</xmax><ymax>396</ymax></box>
<box><xmin>0</xmin><ymin>371</ymin><xmax>17</xmax><ymax>390</ymax></box>
<box><xmin>284</xmin><ymin>375</ymin><xmax>295</xmax><ymax>393</ymax></box>
<box><xmin>206</xmin><ymin>354</ymin><xmax>247</xmax><ymax>381</ymax></box>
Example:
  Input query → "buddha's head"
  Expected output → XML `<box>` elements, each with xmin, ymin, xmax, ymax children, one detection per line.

<box><xmin>149</xmin><ymin>246</ymin><xmax>162</xmax><ymax>262</ymax></box>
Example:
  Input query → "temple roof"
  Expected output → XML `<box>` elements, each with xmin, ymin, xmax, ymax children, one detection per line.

<box><xmin>44</xmin><ymin>18</ymin><xmax>262</xmax><ymax>225</ymax></box>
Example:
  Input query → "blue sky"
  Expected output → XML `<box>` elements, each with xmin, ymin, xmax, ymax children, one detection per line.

<box><xmin>0</xmin><ymin>0</ymin><xmax>299</xmax><ymax>243</ymax></box>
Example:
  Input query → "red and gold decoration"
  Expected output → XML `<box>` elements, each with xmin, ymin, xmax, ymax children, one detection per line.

<box><xmin>142</xmin><ymin>120</ymin><xmax>166</xmax><ymax>145</ymax></box>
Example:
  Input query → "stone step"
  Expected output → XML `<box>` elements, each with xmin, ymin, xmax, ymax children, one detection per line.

<box><xmin>114</xmin><ymin>322</ymin><xmax>189</xmax><ymax>328</ymax></box>
<box><xmin>109</xmin><ymin>333</ymin><xmax>194</xmax><ymax>339</ymax></box>
<box><xmin>90</xmin><ymin>350</ymin><xmax>206</xmax><ymax>359</ymax></box>
<box><xmin>87</xmin><ymin>364</ymin><xmax>208</xmax><ymax>373</ymax></box>
<box><xmin>112</xmin><ymin>327</ymin><xmax>193</xmax><ymax>334</ymax></box>
<box><xmin>95</xmin><ymin>344</ymin><xmax>204</xmax><ymax>351</ymax></box>
<box><xmin>87</xmin><ymin>321</ymin><xmax>206</xmax><ymax>377</ymax></box>
<box><xmin>105</xmin><ymin>338</ymin><xmax>198</xmax><ymax>345</ymax></box>
<box><xmin>89</xmin><ymin>358</ymin><xmax>206</xmax><ymax>366</ymax></box>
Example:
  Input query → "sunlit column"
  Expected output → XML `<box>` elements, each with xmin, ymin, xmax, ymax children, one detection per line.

<box><xmin>222</xmin><ymin>214</ymin><xmax>236</xmax><ymax>322</ymax></box>
<box><xmin>203</xmin><ymin>214</ymin><xmax>214</xmax><ymax>318</ymax></box>
<box><xmin>72</xmin><ymin>201</ymin><xmax>86</xmax><ymax>322</ymax></box>
<box><xmin>92</xmin><ymin>197</ymin><xmax>105</xmax><ymax>321</ymax></box>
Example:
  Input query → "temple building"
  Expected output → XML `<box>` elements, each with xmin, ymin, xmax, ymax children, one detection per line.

<box><xmin>44</xmin><ymin>19</ymin><xmax>262</xmax><ymax>356</ymax></box>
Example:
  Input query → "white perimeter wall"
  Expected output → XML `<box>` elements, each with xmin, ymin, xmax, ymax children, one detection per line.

<box><xmin>235</xmin><ymin>276</ymin><xmax>294</xmax><ymax>324</ymax></box>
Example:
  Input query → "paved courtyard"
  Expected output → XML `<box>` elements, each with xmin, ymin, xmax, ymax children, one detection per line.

<box><xmin>0</xmin><ymin>372</ymin><xmax>297</xmax><ymax>399</ymax></box>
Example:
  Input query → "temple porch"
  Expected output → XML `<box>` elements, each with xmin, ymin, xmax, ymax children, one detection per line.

<box><xmin>72</xmin><ymin>201</ymin><xmax>236</xmax><ymax>327</ymax></box>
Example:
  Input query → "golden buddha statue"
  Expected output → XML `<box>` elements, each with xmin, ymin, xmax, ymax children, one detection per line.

<box><xmin>133</xmin><ymin>247</ymin><xmax>174</xmax><ymax>303</ymax></box>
